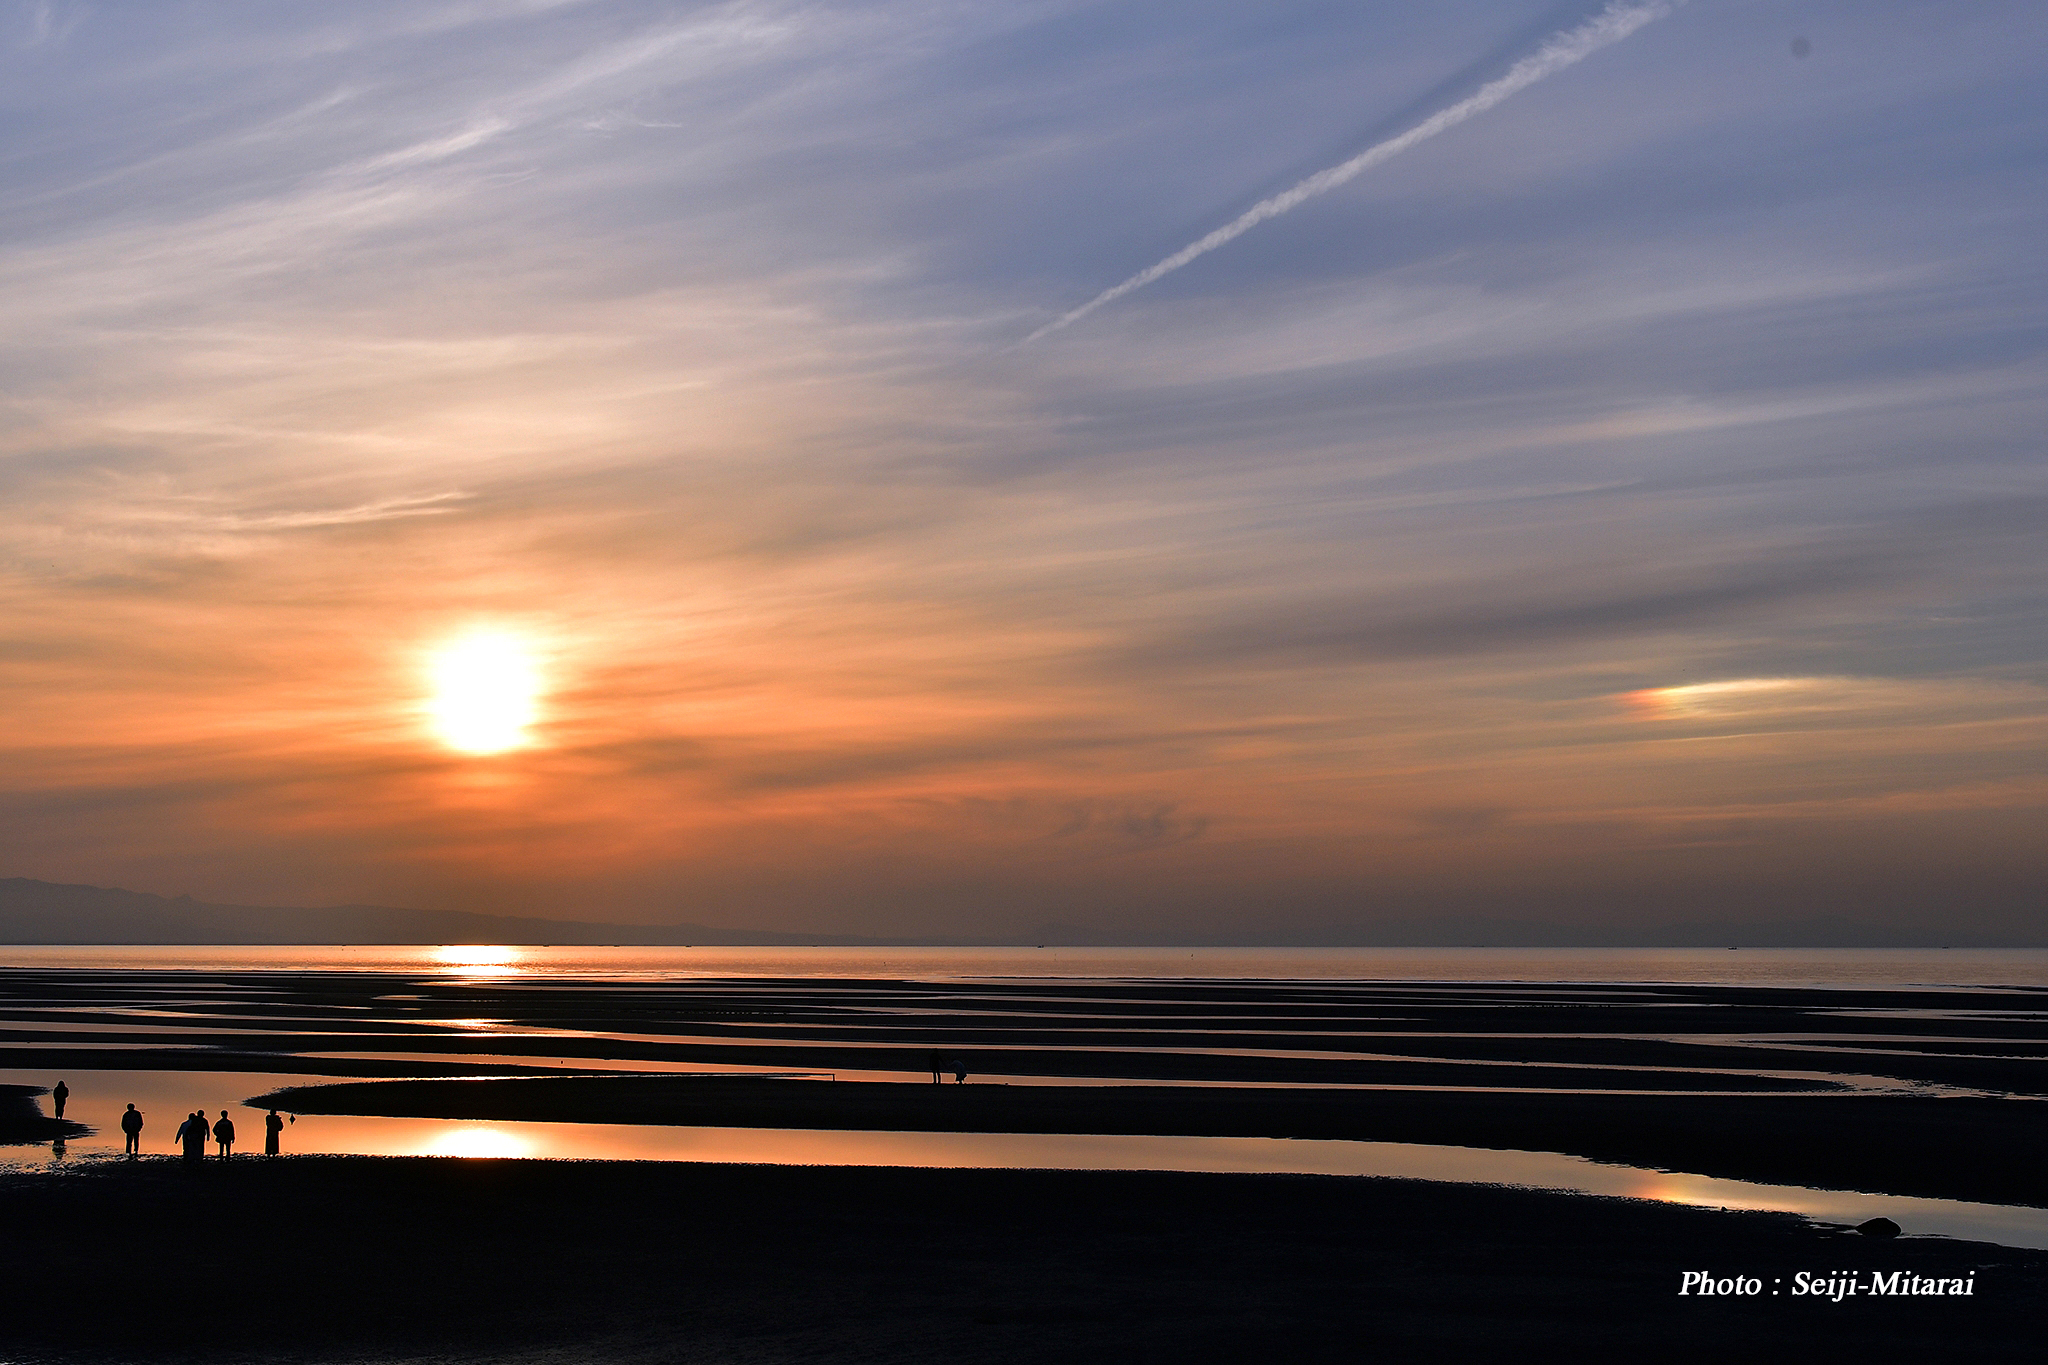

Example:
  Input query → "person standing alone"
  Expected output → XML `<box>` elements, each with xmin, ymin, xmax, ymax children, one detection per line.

<box><xmin>51</xmin><ymin>1080</ymin><xmax>68</xmax><ymax>1118</ymax></box>
<box><xmin>120</xmin><ymin>1104</ymin><xmax>143</xmax><ymax>1156</ymax></box>
<box><xmin>264</xmin><ymin>1109</ymin><xmax>284</xmax><ymax>1156</ymax></box>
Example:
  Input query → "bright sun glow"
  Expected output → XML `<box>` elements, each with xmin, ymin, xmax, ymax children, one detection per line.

<box><xmin>426</xmin><ymin>632</ymin><xmax>540</xmax><ymax>753</ymax></box>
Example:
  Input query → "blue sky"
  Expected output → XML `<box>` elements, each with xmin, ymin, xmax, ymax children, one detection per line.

<box><xmin>2</xmin><ymin>1</ymin><xmax>2044</xmax><ymax>940</ymax></box>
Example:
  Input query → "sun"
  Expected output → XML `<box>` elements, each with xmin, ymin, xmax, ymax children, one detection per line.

<box><xmin>426</xmin><ymin>632</ymin><xmax>541</xmax><ymax>754</ymax></box>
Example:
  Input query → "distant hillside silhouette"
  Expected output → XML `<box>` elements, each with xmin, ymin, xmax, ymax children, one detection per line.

<box><xmin>0</xmin><ymin>878</ymin><xmax>895</xmax><ymax>946</ymax></box>
<box><xmin>0</xmin><ymin>878</ymin><xmax>2027</xmax><ymax>947</ymax></box>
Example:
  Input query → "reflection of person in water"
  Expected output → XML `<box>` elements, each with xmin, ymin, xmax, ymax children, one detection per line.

<box><xmin>51</xmin><ymin>1080</ymin><xmax>69</xmax><ymax>1117</ymax></box>
<box><xmin>121</xmin><ymin>1104</ymin><xmax>144</xmax><ymax>1156</ymax></box>
<box><xmin>265</xmin><ymin>1110</ymin><xmax>284</xmax><ymax>1156</ymax></box>
<box><xmin>213</xmin><ymin>1111</ymin><xmax>235</xmax><ymax>1158</ymax></box>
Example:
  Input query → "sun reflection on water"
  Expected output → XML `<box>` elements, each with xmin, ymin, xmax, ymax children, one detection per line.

<box><xmin>424</xmin><ymin>1126</ymin><xmax>532</xmax><ymax>1159</ymax></box>
<box><xmin>429</xmin><ymin>946</ymin><xmax>522</xmax><ymax>976</ymax></box>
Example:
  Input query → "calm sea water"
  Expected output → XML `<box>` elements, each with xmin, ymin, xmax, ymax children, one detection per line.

<box><xmin>5</xmin><ymin>944</ymin><xmax>2048</xmax><ymax>987</ymax></box>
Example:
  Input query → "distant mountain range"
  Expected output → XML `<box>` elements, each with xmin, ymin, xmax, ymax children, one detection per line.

<box><xmin>0</xmin><ymin>877</ymin><xmax>2031</xmax><ymax>947</ymax></box>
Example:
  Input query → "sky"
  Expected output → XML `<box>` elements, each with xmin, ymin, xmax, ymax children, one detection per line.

<box><xmin>2</xmin><ymin>0</ymin><xmax>2044</xmax><ymax>942</ymax></box>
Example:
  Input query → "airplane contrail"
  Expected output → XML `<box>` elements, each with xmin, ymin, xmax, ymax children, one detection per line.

<box><xmin>1024</xmin><ymin>0</ymin><xmax>1681</xmax><ymax>343</ymax></box>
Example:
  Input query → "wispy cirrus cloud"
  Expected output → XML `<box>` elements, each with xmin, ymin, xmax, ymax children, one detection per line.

<box><xmin>1026</xmin><ymin>0</ymin><xmax>1682</xmax><ymax>340</ymax></box>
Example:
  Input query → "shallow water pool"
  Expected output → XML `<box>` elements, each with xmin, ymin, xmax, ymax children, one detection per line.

<box><xmin>8</xmin><ymin>1066</ymin><xmax>2047</xmax><ymax>1253</ymax></box>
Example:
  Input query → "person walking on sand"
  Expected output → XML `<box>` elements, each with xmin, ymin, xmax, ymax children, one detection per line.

<box><xmin>51</xmin><ymin>1080</ymin><xmax>69</xmax><ymax>1118</ymax></box>
<box><xmin>120</xmin><ymin>1104</ymin><xmax>144</xmax><ymax>1156</ymax></box>
<box><xmin>264</xmin><ymin>1109</ymin><xmax>284</xmax><ymax>1156</ymax></box>
<box><xmin>213</xmin><ymin>1110</ymin><xmax>235</xmax><ymax>1158</ymax></box>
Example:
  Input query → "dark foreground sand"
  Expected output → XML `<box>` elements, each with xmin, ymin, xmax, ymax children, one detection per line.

<box><xmin>1</xmin><ymin>1155</ymin><xmax>2041</xmax><ymax>1364</ymax></box>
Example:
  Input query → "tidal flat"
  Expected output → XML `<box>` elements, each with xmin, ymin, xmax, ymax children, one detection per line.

<box><xmin>4</xmin><ymin>959</ymin><xmax>2047</xmax><ymax>1359</ymax></box>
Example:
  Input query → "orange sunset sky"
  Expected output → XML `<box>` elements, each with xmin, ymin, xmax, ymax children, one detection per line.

<box><xmin>3</xmin><ymin>1</ymin><xmax>2044</xmax><ymax>941</ymax></box>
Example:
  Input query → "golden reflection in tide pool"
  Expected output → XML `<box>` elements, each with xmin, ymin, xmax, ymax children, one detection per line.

<box><xmin>1625</xmin><ymin>1172</ymin><xmax>1811</xmax><ymax>1215</ymax></box>
<box><xmin>430</xmin><ymin>945</ymin><xmax>522</xmax><ymax>975</ymax></box>
<box><xmin>424</xmin><ymin>1126</ymin><xmax>532</xmax><ymax>1159</ymax></box>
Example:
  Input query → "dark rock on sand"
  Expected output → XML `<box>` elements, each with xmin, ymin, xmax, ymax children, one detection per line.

<box><xmin>1859</xmin><ymin>1216</ymin><xmax>1903</xmax><ymax>1238</ymax></box>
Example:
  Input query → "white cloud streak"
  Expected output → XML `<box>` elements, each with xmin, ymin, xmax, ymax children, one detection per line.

<box><xmin>1025</xmin><ymin>0</ymin><xmax>1682</xmax><ymax>343</ymax></box>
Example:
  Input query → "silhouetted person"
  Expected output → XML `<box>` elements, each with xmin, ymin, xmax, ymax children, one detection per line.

<box><xmin>213</xmin><ymin>1110</ymin><xmax>235</xmax><ymax>1158</ymax></box>
<box><xmin>51</xmin><ymin>1080</ymin><xmax>69</xmax><ymax>1117</ymax></box>
<box><xmin>264</xmin><ymin>1110</ymin><xmax>284</xmax><ymax>1156</ymax></box>
<box><xmin>176</xmin><ymin>1111</ymin><xmax>206</xmax><ymax>1164</ymax></box>
<box><xmin>952</xmin><ymin>1058</ymin><xmax>967</xmax><ymax>1085</ymax></box>
<box><xmin>928</xmin><ymin>1051</ymin><xmax>944</xmax><ymax>1084</ymax></box>
<box><xmin>120</xmin><ymin>1104</ymin><xmax>144</xmax><ymax>1156</ymax></box>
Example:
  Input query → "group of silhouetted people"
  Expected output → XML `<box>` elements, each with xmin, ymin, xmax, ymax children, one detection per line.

<box><xmin>47</xmin><ymin>1080</ymin><xmax>289</xmax><ymax>1161</ymax></box>
<box><xmin>175</xmin><ymin>1110</ymin><xmax>236</xmax><ymax>1160</ymax></box>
